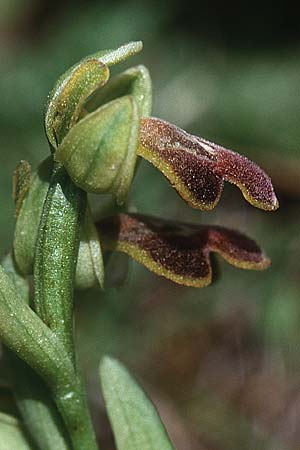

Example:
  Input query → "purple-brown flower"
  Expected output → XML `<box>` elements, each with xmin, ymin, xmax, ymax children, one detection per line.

<box><xmin>138</xmin><ymin>118</ymin><xmax>279</xmax><ymax>211</ymax></box>
<box><xmin>97</xmin><ymin>213</ymin><xmax>270</xmax><ymax>287</ymax></box>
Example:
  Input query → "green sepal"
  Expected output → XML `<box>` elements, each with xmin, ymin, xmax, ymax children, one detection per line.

<box><xmin>0</xmin><ymin>412</ymin><xmax>34</xmax><ymax>450</ymax></box>
<box><xmin>13</xmin><ymin>157</ymin><xmax>53</xmax><ymax>275</ymax></box>
<box><xmin>85</xmin><ymin>65</ymin><xmax>152</xmax><ymax>117</ymax></box>
<box><xmin>89</xmin><ymin>41</ymin><xmax>143</xmax><ymax>66</ymax></box>
<box><xmin>100</xmin><ymin>356</ymin><xmax>175</xmax><ymax>450</ymax></box>
<box><xmin>45</xmin><ymin>60</ymin><xmax>110</xmax><ymax>149</ymax></box>
<box><xmin>12</xmin><ymin>160</ymin><xmax>31</xmax><ymax>217</ymax></box>
<box><xmin>45</xmin><ymin>41</ymin><xmax>143</xmax><ymax>150</ymax></box>
<box><xmin>76</xmin><ymin>203</ymin><xmax>104</xmax><ymax>290</ymax></box>
<box><xmin>56</xmin><ymin>96</ymin><xmax>139</xmax><ymax>204</ymax></box>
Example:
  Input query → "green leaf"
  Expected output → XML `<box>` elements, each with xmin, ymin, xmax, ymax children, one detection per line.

<box><xmin>1</xmin><ymin>254</ymin><xmax>70</xmax><ymax>450</ymax></box>
<box><xmin>0</xmin><ymin>264</ymin><xmax>76</xmax><ymax>390</ymax></box>
<box><xmin>56</xmin><ymin>96</ymin><xmax>139</xmax><ymax>204</ymax></box>
<box><xmin>0</xmin><ymin>412</ymin><xmax>34</xmax><ymax>450</ymax></box>
<box><xmin>76</xmin><ymin>203</ymin><xmax>104</xmax><ymax>289</ymax></box>
<box><xmin>9</xmin><ymin>356</ymin><xmax>70</xmax><ymax>450</ymax></box>
<box><xmin>85</xmin><ymin>65</ymin><xmax>152</xmax><ymax>117</ymax></box>
<box><xmin>13</xmin><ymin>157</ymin><xmax>52</xmax><ymax>275</ymax></box>
<box><xmin>99</xmin><ymin>356</ymin><xmax>175</xmax><ymax>450</ymax></box>
<box><xmin>0</xmin><ymin>264</ymin><xmax>97</xmax><ymax>450</ymax></box>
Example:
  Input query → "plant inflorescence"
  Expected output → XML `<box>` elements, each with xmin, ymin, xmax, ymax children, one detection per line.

<box><xmin>0</xmin><ymin>41</ymin><xmax>278</xmax><ymax>450</ymax></box>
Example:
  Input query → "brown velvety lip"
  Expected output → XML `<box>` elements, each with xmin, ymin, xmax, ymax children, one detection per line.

<box><xmin>138</xmin><ymin>117</ymin><xmax>279</xmax><ymax>212</ymax></box>
<box><xmin>97</xmin><ymin>213</ymin><xmax>270</xmax><ymax>287</ymax></box>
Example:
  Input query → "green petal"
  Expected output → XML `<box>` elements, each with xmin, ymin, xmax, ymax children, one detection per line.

<box><xmin>85</xmin><ymin>65</ymin><xmax>152</xmax><ymax>117</ymax></box>
<box><xmin>56</xmin><ymin>96</ymin><xmax>139</xmax><ymax>204</ymax></box>
<box><xmin>100</xmin><ymin>356</ymin><xmax>175</xmax><ymax>450</ymax></box>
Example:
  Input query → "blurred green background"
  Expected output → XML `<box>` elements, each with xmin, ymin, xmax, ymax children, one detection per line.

<box><xmin>1</xmin><ymin>1</ymin><xmax>300</xmax><ymax>449</ymax></box>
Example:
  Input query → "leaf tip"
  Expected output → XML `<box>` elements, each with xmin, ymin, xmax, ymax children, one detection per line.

<box><xmin>99</xmin><ymin>355</ymin><xmax>122</xmax><ymax>383</ymax></box>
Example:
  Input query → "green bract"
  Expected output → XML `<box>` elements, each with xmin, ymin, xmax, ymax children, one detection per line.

<box><xmin>56</xmin><ymin>96</ymin><xmax>139</xmax><ymax>204</ymax></box>
<box><xmin>14</xmin><ymin>157</ymin><xmax>52</xmax><ymax>275</ymax></box>
<box><xmin>12</xmin><ymin>160</ymin><xmax>31</xmax><ymax>217</ymax></box>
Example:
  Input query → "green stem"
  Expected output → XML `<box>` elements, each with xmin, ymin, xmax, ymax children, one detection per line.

<box><xmin>33</xmin><ymin>161</ymin><xmax>98</xmax><ymax>449</ymax></box>
<box><xmin>54</xmin><ymin>378</ymin><xmax>97</xmax><ymax>450</ymax></box>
